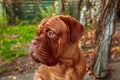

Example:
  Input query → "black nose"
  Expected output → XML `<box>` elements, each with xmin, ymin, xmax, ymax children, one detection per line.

<box><xmin>31</xmin><ymin>40</ymin><xmax>36</xmax><ymax>45</ymax></box>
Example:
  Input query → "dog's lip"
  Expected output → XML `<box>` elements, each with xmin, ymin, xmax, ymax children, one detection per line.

<box><xmin>31</xmin><ymin>52</ymin><xmax>58</xmax><ymax>66</ymax></box>
<box><xmin>30</xmin><ymin>52</ymin><xmax>41</xmax><ymax>63</ymax></box>
<box><xmin>31</xmin><ymin>51</ymin><xmax>49</xmax><ymax>62</ymax></box>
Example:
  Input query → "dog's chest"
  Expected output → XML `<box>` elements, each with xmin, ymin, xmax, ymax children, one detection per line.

<box><xmin>48</xmin><ymin>64</ymin><xmax>68</xmax><ymax>79</ymax></box>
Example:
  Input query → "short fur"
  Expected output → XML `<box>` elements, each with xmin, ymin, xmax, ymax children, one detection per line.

<box><xmin>30</xmin><ymin>15</ymin><xmax>86</xmax><ymax>80</ymax></box>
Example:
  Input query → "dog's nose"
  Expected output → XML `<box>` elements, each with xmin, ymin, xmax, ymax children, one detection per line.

<box><xmin>31</xmin><ymin>40</ymin><xmax>37</xmax><ymax>45</ymax></box>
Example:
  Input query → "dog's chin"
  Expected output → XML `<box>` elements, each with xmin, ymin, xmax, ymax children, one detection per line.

<box><xmin>31</xmin><ymin>52</ymin><xmax>58</xmax><ymax>66</ymax></box>
<box><xmin>44</xmin><ymin>60</ymin><xmax>58</xmax><ymax>66</ymax></box>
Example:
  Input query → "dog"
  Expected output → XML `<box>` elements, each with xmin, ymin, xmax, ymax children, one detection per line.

<box><xmin>30</xmin><ymin>15</ymin><xmax>86</xmax><ymax>80</ymax></box>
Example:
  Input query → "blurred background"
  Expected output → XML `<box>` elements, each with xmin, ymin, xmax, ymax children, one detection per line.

<box><xmin>0</xmin><ymin>0</ymin><xmax>120</xmax><ymax>80</ymax></box>
<box><xmin>0</xmin><ymin>0</ymin><xmax>100</xmax><ymax>64</ymax></box>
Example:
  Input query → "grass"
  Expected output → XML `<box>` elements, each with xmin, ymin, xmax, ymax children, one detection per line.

<box><xmin>0</xmin><ymin>25</ymin><xmax>37</xmax><ymax>62</ymax></box>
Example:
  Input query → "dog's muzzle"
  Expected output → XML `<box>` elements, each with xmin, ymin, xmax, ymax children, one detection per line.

<box><xmin>30</xmin><ymin>39</ymin><xmax>58</xmax><ymax>66</ymax></box>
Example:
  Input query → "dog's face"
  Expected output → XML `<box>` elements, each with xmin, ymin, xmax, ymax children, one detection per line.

<box><xmin>30</xmin><ymin>15</ymin><xmax>84</xmax><ymax>66</ymax></box>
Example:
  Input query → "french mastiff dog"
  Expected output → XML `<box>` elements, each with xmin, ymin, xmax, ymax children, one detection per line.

<box><xmin>30</xmin><ymin>15</ymin><xmax>86</xmax><ymax>80</ymax></box>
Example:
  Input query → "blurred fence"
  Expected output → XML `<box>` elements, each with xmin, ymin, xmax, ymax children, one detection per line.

<box><xmin>20</xmin><ymin>0</ymin><xmax>57</xmax><ymax>21</ymax></box>
<box><xmin>3</xmin><ymin>0</ymin><xmax>59</xmax><ymax>24</ymax></box>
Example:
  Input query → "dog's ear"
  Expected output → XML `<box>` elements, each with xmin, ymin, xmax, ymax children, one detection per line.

<box><xmin>58</xmin><ymin>15</ymin><xmax>84</xmax><ymax>43</ymax></box>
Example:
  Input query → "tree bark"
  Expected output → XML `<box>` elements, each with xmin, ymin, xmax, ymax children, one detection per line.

<box><xmin>93</xmin><ymin>0</ymin><xmax>118</xmax><ymax>79</ymax></box>
<box><xmin>69</xmin><ymin>0</ymin><xmax>83</xmax><ymax>20</ymax></box>
<box><xmin>61</xmin><ymin>0</ymin><xmax>65</xmax><ymax>15</ymax></box>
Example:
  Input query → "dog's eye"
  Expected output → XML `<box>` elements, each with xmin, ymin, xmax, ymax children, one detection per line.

<box><xmin>47</xmin><ymin>31</ymin><xmax>57</xmax><ymax>39</ymax></box>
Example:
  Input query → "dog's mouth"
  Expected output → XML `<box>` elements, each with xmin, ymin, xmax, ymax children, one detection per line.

<box><xmin>31</xmin><ymin>51</ymin><xmax>47</xmax><ymax>62</ymax></box>
<box><xmin>29</xmin><ymin>37</ymin><xmax>59</xmax><ymax>66</ymax></box>
<box><xmin>31</xmin><ymin>52</ymin><xmax>42</xmax><ymax>63</ymax></box>
<box><xmin>30</xmin><ymin>50</ymin><xmax>58</xmax><ymax>66</ymax></box>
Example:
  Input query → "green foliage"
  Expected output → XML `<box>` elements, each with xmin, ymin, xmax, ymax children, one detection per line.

<box><xmin>0</xmin><ymin>25</ymin><xmax>37</xmax><ymax>61</ymax></box>
<box><xmin>0</xmin><ymin>13</ymin><xmax>8</xmax><ymax>27</ymax></box>
<box><xmin>0</xmin><ymin>67</ymin><xmax>5</xmax><ymax>72</ymax></box>
<box><xmin>18</xmin><ymin>20</ymin><xmax>31</xmax><ymax>26</ymax></box>
<box><xmin>32</xmin><ymin>6</ymin><xmax>55</xmax><ymax>24</ymax></box>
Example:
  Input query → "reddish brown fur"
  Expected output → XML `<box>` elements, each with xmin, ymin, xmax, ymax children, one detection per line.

<box><xmin>30</xmin><ymin>15</ymin><xmax>86</xmax><ymax>80</ymax></box>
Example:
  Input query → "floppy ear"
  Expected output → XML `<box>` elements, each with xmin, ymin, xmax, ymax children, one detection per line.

<box><xmin>58</xmin><ymin>15</ymin><xmax>84</xmax><ymax>43</ymax></box>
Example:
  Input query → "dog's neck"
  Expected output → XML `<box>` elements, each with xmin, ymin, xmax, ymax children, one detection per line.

<box><xmin>47</xmin><ymin>41</ymin><xmax>86</xmax><ymax>78</ymax></box>
<box><xmin>59</xmin><ymin>41</ymin><xmax>81</xmax><ymax>67</ymax></box>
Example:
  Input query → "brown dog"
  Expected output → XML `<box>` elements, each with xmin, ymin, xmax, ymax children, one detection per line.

<box><xmin>30</xmin><ymin>15</ymin><xmax>86</xmax><ymax>80</ymax></box>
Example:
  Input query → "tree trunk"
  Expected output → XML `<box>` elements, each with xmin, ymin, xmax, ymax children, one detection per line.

<box><xmin>61</xmin><ymin>0</ymin><xmax>65</xmax><ymax>15</ymax></box>
<box><xmin>69</xmin><ymin>0</ymin><xmax>82</xmax><ymax>20</ymax></box>
<box><xmin>93</xmin><ymin>0</ymin><xmax>118</xmax><ymax>79</ymax></box>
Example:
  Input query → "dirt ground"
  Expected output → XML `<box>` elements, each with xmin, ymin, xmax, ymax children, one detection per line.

<box><xmin>0</xmin><ymin>55</ymin><xmax>120</xmax><ymax>80</ymax></box>
<box><xmin>0</xmin><ymin>56</ymin><xmax>40</xmax><ymax>78</ymax></box>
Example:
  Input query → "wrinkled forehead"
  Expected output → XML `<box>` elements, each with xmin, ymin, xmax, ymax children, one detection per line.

<box><xmin>39</xmin><ymin>17</ymin><xmax>68</xmax><ymax>33</ymax></box>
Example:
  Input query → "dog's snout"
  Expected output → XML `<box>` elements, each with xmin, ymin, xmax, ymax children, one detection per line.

<box><xmin>31</xmin><ymin>40</ymin><xmax>37</xmax><ymax>45</ymax></box>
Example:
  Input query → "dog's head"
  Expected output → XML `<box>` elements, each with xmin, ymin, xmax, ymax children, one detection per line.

<box><xmin>30</xmin><ymin>15</ymin><xmax>84</xmax><ymax>66</ymax></box>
